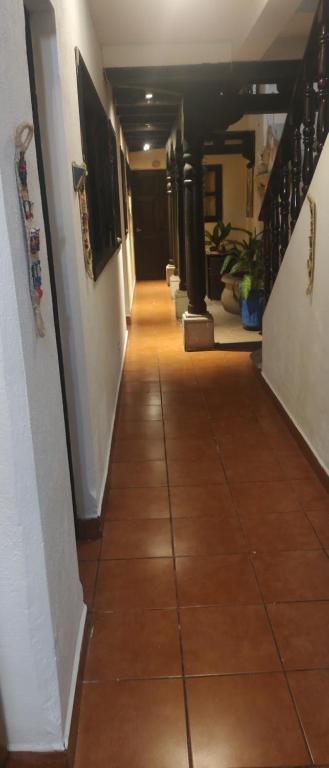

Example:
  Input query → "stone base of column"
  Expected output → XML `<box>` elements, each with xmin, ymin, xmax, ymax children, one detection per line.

<box><xmin>170</xmin><ymin>274</ymin><xmax>180</xmax><ymax>299</ymax></box>
<box><xmin>182</xmin><ymin>311</ymin><xmax>214</xmax><ymax>351</ymax></box>
<box><xmin>166</xmin><ymin>263</ymin><xmax>176</xmax><ymax>285</ymax></box>
<box><xmin>175</xmin><ymin>289</ymin><xmax>188</xmax><ymax>319</ymax></box>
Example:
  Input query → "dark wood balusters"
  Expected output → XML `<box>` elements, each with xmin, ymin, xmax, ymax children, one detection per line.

<box><xmin>302</xmin><ymin>81</ymin><xmax>315</xmax><ymax>196</ymax></box>
<box><xmin>316</xmin><ymin>1</ymin><xmax>329</xmax><ymax>161</ymax></box>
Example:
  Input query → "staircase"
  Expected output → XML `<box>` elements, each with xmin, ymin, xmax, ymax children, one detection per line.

<box><xmin>259</xmin><ymin>0</ymin><xmax>329</xmax><ymax>300</ymax></box>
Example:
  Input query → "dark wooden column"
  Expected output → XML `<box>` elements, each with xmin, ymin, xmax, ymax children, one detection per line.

<box><xmin>184</xmin><ymin>135</ymin><xmax>207</xmax><ymax>315</ymax></box>
<box><xmin>166</xmin><ymin>155</ymin><xmax>175</xmax><ymax>270</ymax></box>
<box><xmin>176</xmin><ymin>132</ymin><xmax>187</xmax><ymax>292</ymax></box>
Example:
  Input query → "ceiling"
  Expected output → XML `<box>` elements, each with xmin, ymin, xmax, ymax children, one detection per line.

<box><xmin>89</xmin><ymin>0</ymin><xmax>318</xmax><ymax>151</ymax></box>
<box><xmin>88</xmin><ymin>0</ymin><xmax>266</xmax><ymax>49</ymax></box>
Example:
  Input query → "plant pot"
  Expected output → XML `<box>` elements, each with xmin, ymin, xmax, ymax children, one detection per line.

<box><xmin>220</xmin><ymin>274</ymin><xmax>240</xmax><ymax>315</ymax></box>
<box><xmin>240</xmin><ymin>290</ymin><xmax>265</xmax><ymax>331</ymax></box>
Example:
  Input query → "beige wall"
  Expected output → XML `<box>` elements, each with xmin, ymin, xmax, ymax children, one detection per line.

<box><xmin>203</xmin><ymin>154</ymin><xmax>248</xmax><ymax>236</ymax></box>
<box><xmin>130</xmin><ymin>149</ymin><xmax>166</xmax><ymax>170</ymax></box>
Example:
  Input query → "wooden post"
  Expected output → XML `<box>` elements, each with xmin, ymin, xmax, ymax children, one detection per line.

<box><xmin>302</xmin><ymin>81</ymin><xmax>315</xmax><ymax>197</ymax></box>
<box><xmin>279</xmin><ymin>161</ymin><xmax>290</xmax><ymax>261</ymax></box>
<box><xmin>182</xmin><ymin>133</ymin><xmax>214</xmax><ymax>350</ymax></box>
<box><xmin>316</xmin><ymin>0</ymin><xmax>329</xmax><ymax>162</ymax></box>
<box><xmin>166</xmin><ymin>158</ymin><xmax>175</xmax><ymax>269</ymax></box>
<box><xmin>183</xmin><ymin>136</ymin><xmax>207</xmax><ymax>315</ymax></box>
<box><xmin>176</xmin><ymin>132</ymin><xmax>186</xmax><ymax>292</ymax></box>
<box><xmin>270</xmin><ymin>179</ymin><xmax>280</xmax><ymax>284</ymax></box>
<box><xmin>290</xmin><ymin>122</ymin><xmax>302</xmax><ymax>231</ymax></box>
<box><xmin>263</xmin><ymin>208</ymin><xmax>271</xmax><ymax>302</ymax></box>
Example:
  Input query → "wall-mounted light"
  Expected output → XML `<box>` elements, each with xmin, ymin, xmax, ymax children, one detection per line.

<box><xmin>145</xmin><ymin>92</ymin><xmax>153</xmax><ymax>101</ymax></box>
<box><xmin>143</xmin><ymin>143</ymin><xmax>151</xmax><ymax>151</ymax></box>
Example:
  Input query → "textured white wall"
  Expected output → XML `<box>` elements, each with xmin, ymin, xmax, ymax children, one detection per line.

<box><xmin>0</xmin><ymin>0</ymin><xmax>84</xmax><ymax>750</ymax></box>
<box><xmin>29</xmin><ymin>0</ymin><xmax>132</xmax><ymax>519</ymax></box>
<box><xmin>263</xmin><ymin>135</ymin><xmax>329</xmax><ymax>475</ymax></box>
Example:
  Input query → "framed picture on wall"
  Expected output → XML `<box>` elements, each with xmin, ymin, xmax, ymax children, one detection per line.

<box><xmin>203</xmin><ymin>165</ymin><xmax>223</xmax><ymax>223</ymax></box>
<box><xmin>76</xmin><ymin>48</ymin><xmax>121</xmax><ymax>280</ymax></box>
<box><xmin>120</xmin><ymin>149</ymin><xmax>129</xmax><ymax>236</ymax></box>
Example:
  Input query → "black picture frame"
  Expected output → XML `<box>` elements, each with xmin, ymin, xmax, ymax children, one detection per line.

<box><xmin>120</xmin><ymin>148</ymin><xmax>129</xmax><ymax>236</ymax></box>
<box><xmin>76</xmin><ymin>48</ymin><xmax>121</xmax><ymax>280</ymax></box>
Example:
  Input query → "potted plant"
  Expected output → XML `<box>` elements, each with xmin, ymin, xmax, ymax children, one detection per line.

<box><xmin>220</xmin><ymin>229</ymin><xmax>264</xmax><ymax>330</ymax></box>
<box><xmin>205</xmin><ymin>222</ymin><xmax>251</xmax><ymax>315</ymax></box>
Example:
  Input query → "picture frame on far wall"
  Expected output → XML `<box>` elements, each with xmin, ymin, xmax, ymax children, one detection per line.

<box><xmin>120</xmin><ymin>149</ymin><xmax>129</xmax><ymax>236</ymax></box>
<box><xmin>76</xmin><ymin>48</ymin><xmax>121</xmax><ymax>280</ymax></box>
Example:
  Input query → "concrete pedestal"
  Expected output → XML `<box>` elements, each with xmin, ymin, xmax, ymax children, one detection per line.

<box><xmin>166</xmin><ymin>263</ymin><xmax>176</xmax><ymax>286</ymax></box>
<box><xmin>182</xmin><ymin>311</ymin><xmax>214</xmax><ymax>351</ymax></box>
<box><xmin>175</xmin><ymin>289</ymin><xmax>188</xmax><ymax>319</ymax></box>
<box><xmin>170</xmin><ymin>274</ymin><xmax>180</xmax><ymax>299</ymax></box>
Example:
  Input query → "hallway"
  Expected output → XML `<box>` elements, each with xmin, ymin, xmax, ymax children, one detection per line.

<box><xmin>76</xmin><ymin>280</ymin><xmax>329</xmax><ymax>768</ymax></box>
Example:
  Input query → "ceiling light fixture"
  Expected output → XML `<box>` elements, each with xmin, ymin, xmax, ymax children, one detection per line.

<box><xmin>143</xmin><ymin>143</ymin><xmax>151</xmax><ymax>151</ymax></box>
<box><xmin>145</xmin><ymin>92</ymin><xmax>153</xmax><ymax>101</ymax></box>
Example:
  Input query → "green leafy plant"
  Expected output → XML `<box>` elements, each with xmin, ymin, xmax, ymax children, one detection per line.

<box><xmin>205</xmin><ymin>221</ymin><xmax>254</xmax><ymax>254</ymax></box>
<box><xmin>218</xmin><ymin>225</ymin><xmax>264</xmax><ymax>301</ymax></box>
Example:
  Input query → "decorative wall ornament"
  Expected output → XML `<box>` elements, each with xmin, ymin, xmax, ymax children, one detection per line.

<box><xmin>306</xmin><ymin>194</ymin><xmax>316</xmax><ymax>295</ymax></box>
<box><xmin>15</xmin><ymin>122</ymin><xmax>45</xmax><ymax>337</ymax></box>
<box><xmin>72</xmin><ymin>161</ymin><xmax>88</xmax><ymax>191</ymax></box>
<box><xmin>78</xmin><ymin>178</ymin><xmax>94</xmax><ymax>281</ymax></box>
<box><xmin>256</xmin><ymin>126</ymin><xmax>279</xmax><ymax>199</ymax></box>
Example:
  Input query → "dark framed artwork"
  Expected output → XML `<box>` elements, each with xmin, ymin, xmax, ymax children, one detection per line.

<box><xmin>76</xmin><ymin>48</ymin><xmax>121</xmax><ymax>280</ymax></box>
<box><xmin>203</xmin><ymin>165</ymin><xmax>223</xmax><ymax>223</ymax></box>
<box><xmin>120</xmin><ymin>148</ymin><xmax>128</xmax><ymax>236</ymax></box>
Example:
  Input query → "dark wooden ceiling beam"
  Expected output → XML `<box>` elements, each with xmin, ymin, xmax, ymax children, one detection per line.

<box><xmin>106</xmin><ymin>60</ymin><xmax>300</xmax><ymax>88</ymax></box>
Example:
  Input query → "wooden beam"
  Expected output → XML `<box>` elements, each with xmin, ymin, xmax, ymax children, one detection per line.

<box><xmin>105</xmin><ymin>60</ymin><xmax>300</xmax><ymax>87</ymax></box>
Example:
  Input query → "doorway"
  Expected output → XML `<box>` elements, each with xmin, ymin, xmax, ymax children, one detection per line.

<box><xmin>131</xmin><ymin>170</ymin><xmax>169</xmax><ymax>280</ymax></box>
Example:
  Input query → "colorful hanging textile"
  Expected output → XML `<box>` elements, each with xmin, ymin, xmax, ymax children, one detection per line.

<box><xmin>15</xmin><ymin>122</ymin><xmax>45</xmax><ymax>337</ymax></box>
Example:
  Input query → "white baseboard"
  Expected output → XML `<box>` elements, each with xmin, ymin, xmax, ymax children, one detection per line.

<box><xmin>96</xmin><ymin>329</ymin><xmax>128</xmax><ymax>517</ymax></box>
<box><xmin>64</xmin><ymin>602</ymin><xmax>87</xmax><ymax>748</ymax></box>
<box><xmin>262</xmin><ymin>371</ymin><xmax>329</xmax><ymax>477</ymax></box>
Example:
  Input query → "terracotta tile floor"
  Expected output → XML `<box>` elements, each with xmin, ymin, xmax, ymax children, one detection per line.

<box><xmin>76</xmin><ymin>281</ymin><xmax>329</xmax><ymax>768</ymax></box>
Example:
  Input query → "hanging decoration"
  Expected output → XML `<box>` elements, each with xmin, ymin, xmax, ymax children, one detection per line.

<box><xmin>306</xmin><ymin>194</ymin><xmax>316</xmax><ymax>296</ymax></box>
<box><xmin>72</xmin><ymin>161</ymin><xmax>94</xmax><ymax>280</ymax></box>
<box><xmin>15</xmin><ymin>122</ymin><xmax>45</xmax><ymax>337</ymax></box>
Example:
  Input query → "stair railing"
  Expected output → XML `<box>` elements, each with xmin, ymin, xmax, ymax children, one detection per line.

<box><xmin>259</xmin><ymin>0</ymin><xmax>329</xmax><ymax>301</ymax></box>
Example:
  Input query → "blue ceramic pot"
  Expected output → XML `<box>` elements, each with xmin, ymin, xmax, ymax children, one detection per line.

<box><xmin>240</xmin><ymin>290</ymin><xmax>265</xmax><ymax>331</ymax></box>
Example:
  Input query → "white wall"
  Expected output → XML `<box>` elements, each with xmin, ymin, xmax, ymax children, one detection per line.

<box><xmin>0</xmin><ymin>0</ymin><xmax>84</xmax><ymax>750</ymax></box>
<box><xmin>263</xmin><ymin>135</ymin><xmax>329</xmax><ymax>475</ymax></box>
<box><xmin>28</xmin><ymin>0</ymin><xmax>134</xmax><ymax>519</ymax></box>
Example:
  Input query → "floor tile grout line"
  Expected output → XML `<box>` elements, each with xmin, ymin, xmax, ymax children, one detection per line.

<box><xmin>248</xmin><ymin>550</ymin><xmax>314</xmax><ymax>764</ymax></box>
<box><xmin>81</xmin><ymin>663</ymin><xmax>329</xmax><ymax>685</ymax></box>
<box><xmin>159</xmin><ymin>352</ymin><xmax>195</xmax><ymax>768</ymax></box>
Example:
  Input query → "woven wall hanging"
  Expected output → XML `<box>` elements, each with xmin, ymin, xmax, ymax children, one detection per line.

<box><xmin>15</xmin><ymin>122</ymin><xmax>45</xmax><ymax>337</ymax></box>
<box><xmin>306</xmin><ymin>194</ymin><xmax>316</xmax><ymax>296</ymax></box>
